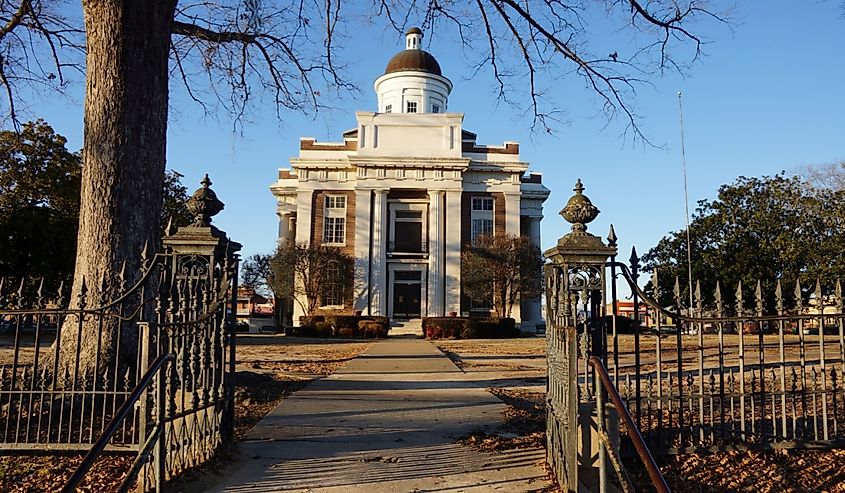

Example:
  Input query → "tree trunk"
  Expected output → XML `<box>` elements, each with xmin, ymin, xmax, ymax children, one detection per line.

<box><xmin>58</xmin><ymin>1</ymin><xmax>178</xmax><ymax>376</ymax></box>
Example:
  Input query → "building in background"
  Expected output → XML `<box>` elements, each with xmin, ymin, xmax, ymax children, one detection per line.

<box><xmin>236</xmin><ymin>287</ymin><xmax>275</xmax><ymax>333</ymax></box>
<box><xmin>271</xmin><ymin>28</ymin><xmax>549</xmax><ymax>331</ymax></box>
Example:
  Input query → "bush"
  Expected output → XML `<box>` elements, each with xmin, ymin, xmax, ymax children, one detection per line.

<box><xmin>358</xmin><ymin>319</ymin><xmax>388</xmax><ymax>338</ymax></box>
<box><xmin>328</xmin><ymin>315</ymin><xmax>360</xmax><ymax>331</ymax></box>
<box><xmin>423</xmin><ymin>317</ymin><xmax>468</xmax><ymax>339</ymax></box>
<box><xmin>424</xmin><ymin>317</ymin><xmax>518</xmax><ymax>339</ymax></box>
<box><xmin>470</xmin><ymin>317</ymin><xmax>518</xmax><ymax>338</ymax></box>
<box><xmin>314</xmin><ymin>321</ymin><xmax>334</xmax><ymax>337</ymax></box>
<box><xmin>336</xmin><ymin>326</ymin><xmax>358</xmax><ymax>338</ymax></box>
<box><xmin>288</xmin><ymin>324</ymin><xmax>316</xmax><ymax>337</ymax></box>
<box><xmin>292</xmin><ymin>314</ymin><xmax>391</xmax><ymax>338</ymax></box>
<box><xmin>299</xmin><ymin>315</ymin><xmax>325</xmax><ymax>326</ymax></box>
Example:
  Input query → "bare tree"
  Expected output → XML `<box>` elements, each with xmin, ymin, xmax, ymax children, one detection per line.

<box><xmin>802</xmin><ymin>161</ymin><xmax>845</xmax><ymax>191</ymax></box>
<box><xmin>0</xmin><ymin>1</ymin><xmax>728</xmax><ymax>371</ymax></box>
<box><xmin>271</xmin><ymin>242</ymin><xmax>353</xmax><ymax>317</ymax></box>
<box><xmin>462</xmin><ymin>234</ymin><xmax>543</xmax><ymax>319</ymax></box>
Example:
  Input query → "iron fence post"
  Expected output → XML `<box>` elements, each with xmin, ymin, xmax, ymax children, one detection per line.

<box><xmin>155</xmin><ymin>357</ymin><xmax>166</xmax><ymax>493</ymax></box>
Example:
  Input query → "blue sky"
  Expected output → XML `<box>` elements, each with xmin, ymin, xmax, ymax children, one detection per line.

<box><xmin>32</xmin><ymin>2</ymin><xmax>845</xmax><ymax>264</ymax></box>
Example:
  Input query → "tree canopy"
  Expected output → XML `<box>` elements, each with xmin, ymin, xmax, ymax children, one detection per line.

<box><xmin>0</xmin><ymin>119</ymin><xmax>80</xmax><ymax>285</ymax></box>
<box><xmin>0</xmin><ymin>119</ymin><xmax>190</xmax><ymax>286</ymax></box>
<box><xmin>642</xmin><ymin>173</ymin><xmax>845</xmax><ymax>310</ymax></box>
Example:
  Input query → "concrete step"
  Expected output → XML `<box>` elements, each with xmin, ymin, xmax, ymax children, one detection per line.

<box><xmin>389</xmin><ymin>318</ymin><xmax>422</xmax><ymax>337</ymax></box>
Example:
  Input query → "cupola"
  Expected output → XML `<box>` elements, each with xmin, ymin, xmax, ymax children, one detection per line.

<box><xmin>374</xmin><ymin>27</ymin><xmax>452</xmax><ymax>114</ymax></box>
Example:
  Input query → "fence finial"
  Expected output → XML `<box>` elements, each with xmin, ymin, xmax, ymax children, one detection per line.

<box><xmin>187</xmin><ymin>174</ymin><xmax>225</xmax><ymax>228</ymax></box>
<box><xmin>559</xmin><ymin>179</ymin><xmax>599</xmax><ymax>234</ymax></box>
<box><xmin>607</xmin><ymin>224</ymin><xmax>617</xmax><ymax>247</ymax></box>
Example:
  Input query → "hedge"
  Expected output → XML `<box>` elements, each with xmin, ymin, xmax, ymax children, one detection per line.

<box><xmin>293</xmin><ymin>314</ymin><xmax>389</xmax><ymax>338</ymax></box>
<box><xmin>422</xmin><ymin>317</ymin><xmax>518</xmax><ymax>339</ymax></box>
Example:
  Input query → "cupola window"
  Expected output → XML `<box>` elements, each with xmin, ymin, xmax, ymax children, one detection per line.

<box><xmin>406</xmin><ymin>101</ymin><xmax>417</xmax><ymax>113</ymax></box>
<box><xmin>385</xmin><ymin>104</ymin><xmax>392</xmax><ymax>113</ymax></box>
<box><xmin>432</xmin><ymin>104</ymin><xmax>440</xmax><ymax>113</ymax></box>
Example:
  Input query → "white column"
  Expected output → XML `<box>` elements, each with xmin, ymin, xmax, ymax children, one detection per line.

<box><xmin>531</xmin><ymin>216</ymin><xmax>543</xmax><ymax>324</ymax></box>
<box><xmin>354</xmin><ymin>190</ymin><xmax>372</xmax><ymax>313</ymax></box>
<box><xmin>370</xmin><ymin>189</ymin><xmax>389</xmax><ymax>316</ymax></box>
<box><xmin>292</xmin><ymin>190</ymin><xmax>313</xmax><ymax>326</ymax></box>
<box><xmin>445</xmin><ymin>190</ymin><xmax>462</xmax><ymax>315</ymax></box>
<box><xmin>504</xmin><ymin>192</ymin><xmax>521</xmax><ymax>236</ymax></box>
<box><xmin>521</xmin><ymin>215</ymin><xmax>543</xmax><ymax>331</ymax></box>
<box><xmin>427</xmin><ymin>190</ymin><xmax>445</xmax><ymax>317</ymax></box>
<box><xmin>277</xmin><ymin>211</ymin><xmax>295</xmax><ymax>247</ymax></box>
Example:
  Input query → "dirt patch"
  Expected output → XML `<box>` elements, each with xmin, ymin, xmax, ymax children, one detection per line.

<box><xmin>459</xmin><ymin>388</ymin><xmax>546</xmax><ymax>452</ymax></box>
<box><xmin>625</xmin><ymin>448</ymin><xmax>845</xmax><ymax>492</ymax></box>
<box><xmin>0</xmin><ymin>454</ymin><xmax>132</xmax><ymax>493</ymax></box>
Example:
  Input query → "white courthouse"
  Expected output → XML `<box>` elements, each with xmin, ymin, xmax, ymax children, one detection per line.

<box><xmin>271</xmin><ymin>28</ymin><xmax>550</xmax><ymax>331</ymax></box>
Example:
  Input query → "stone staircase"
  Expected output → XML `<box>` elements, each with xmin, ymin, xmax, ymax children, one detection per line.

<box><xmin>389</xmin><ymin>318</ymin><xmax>422</xmax><ymax>337</ymax></box>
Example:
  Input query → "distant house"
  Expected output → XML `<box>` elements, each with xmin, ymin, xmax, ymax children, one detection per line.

<box><xmin>236</xmin><ymin>288</ymin><xmax>275</xmax><ymax>333</ymax></box>
<box><xmin>606</xmin><ymin>300</ymin><xmax>655</xmax><ymax>327</ymax></box>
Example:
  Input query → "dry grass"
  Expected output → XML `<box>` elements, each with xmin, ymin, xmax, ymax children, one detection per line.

<box><xmin>441</xmin><ymin>335</ymin><xmax>845</xmax><ymax>492</ymax></box>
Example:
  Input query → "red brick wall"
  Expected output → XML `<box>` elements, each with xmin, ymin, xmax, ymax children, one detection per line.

<box><xmin>309</xmin><ymin>190</ymin><xmax>356</xmax><ymax>312</ymax></box>
<box><xmin>492</xmin><ymin>192</ymin><xmax>505</xmax><ymax>235</ymax></box>
<box><xmin>460</xmin><ymin>191</ymin><xmax>506</xmax><ymax>313</ymax></box>
<box><xmin>460</xmin><ymin>191</ymin><xmax>505</xmax><ymax>244</ymax></box>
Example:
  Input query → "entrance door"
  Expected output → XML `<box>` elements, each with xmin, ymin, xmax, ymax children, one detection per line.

<box><xmin>392</xmin><ymin>283</ymin><xmax>421</xmax><ymax>318</ymax></box>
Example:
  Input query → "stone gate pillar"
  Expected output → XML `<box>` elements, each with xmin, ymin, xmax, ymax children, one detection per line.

<box><xmin>544</xmin><ymin>179</ymin><xmax>616</xmax><ymax>492</ymax></box>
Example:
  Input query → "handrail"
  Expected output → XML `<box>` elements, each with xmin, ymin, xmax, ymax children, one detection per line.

<box><xmin>588</xmin><ymin>356</ymin><xmax>671</xmax><ymax>493</ymax></box>
<box><xmin>62</xmin><ymin>352</ymin><xmax>175</xmax><ymax>493</ymax></box>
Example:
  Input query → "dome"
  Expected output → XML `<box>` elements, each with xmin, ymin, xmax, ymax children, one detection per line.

<box><xmin>384</xmin><ymin>49</ymin><xmax>442</xmax><ymax>76</ymax></box>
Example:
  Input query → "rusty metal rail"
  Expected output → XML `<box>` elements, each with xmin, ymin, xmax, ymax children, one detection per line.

<box><xmin>590</xmin><ymin>356</ymin><xmax>671</xmax><ymax>493</ymax></box>
<box><xmin>62</xmin><ymin>353</ymin><xmax>175</xmax><ymax>493</ymax></box>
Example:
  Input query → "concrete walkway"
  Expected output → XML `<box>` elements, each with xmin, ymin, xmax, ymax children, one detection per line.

<box><xmin>205</xmin><ymin>336</ymin><xmax>552</xmax><ymax>492</ymax></box>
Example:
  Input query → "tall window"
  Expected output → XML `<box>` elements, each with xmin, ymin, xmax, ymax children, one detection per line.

<box><xmin>321</xmin><ymin>262</ymin><xmax>344</xmax><ymax>307</ymax></box>
<box><xmin>385</xmin><ymin>104</ymin><xmax>392</xmax><ymax>113</ymax></box>
<box><xmin>470</xmin><ymin>196</ymin><xmax>494</xmax><ymax>243</ymax></box>
<box><xmin>406</xmin><ymin>101</ymin><xmax>417</xmax><ymax>113</ymax></box>
<box><xmin>323</xmin><ymin>195</ymin><xmax>346</xmax><ymax>245</ymax></box>
<box><xmin>432</xmin><ymin>104</ymin><xmax>440</xmax><ymax>113</ymax></box>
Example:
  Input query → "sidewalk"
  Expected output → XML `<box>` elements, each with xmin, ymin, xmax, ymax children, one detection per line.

<box><xmin>204</xmin><ymin>336</ymin><xmax>552</xmax><ymax>492</ymax></box>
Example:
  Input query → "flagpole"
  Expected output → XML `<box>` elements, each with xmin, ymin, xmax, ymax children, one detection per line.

<box><xmin>678</xmin><ymin>92</ymin><xmax>695</xmax><ymax>315</ymax></box>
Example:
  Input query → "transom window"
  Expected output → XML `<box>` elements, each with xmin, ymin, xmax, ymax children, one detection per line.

<box><xmin>432</xmin><ymin>104</ymin><xmax>440</xmax><ymax>113</ymax></box>
<box><xmin>406</xmin><ymin>101</ymin><xmax>417</xmax><ymax>113</ymax></box>
<box><xmin>323</xmin><ymin>194</ymin><xmax>347</xmax><ymax>245</ymax></box>
<box><xmin>325</xmin><ymin>195</ymin><xmax>346</xmax><ymax>209</ymax></box>
<box><xmin>472</xmin><ymin>197</ymin><xmax>494</xmax><ymax>211</ymax></box>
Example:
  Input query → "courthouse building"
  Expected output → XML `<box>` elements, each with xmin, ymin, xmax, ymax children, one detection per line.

<box><xmin>270</xmin><ymin>28</ymin><xmax>550</xmax><ymax>331</ymax></box>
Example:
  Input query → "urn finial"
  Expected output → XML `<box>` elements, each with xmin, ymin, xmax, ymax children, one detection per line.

<box><xmin>559</xmin><ymin>179</ymin><xmax>600</xmax><ymax>234</ymax></box>
<box><xmin>186</xmin><ymin>173</ymin><xmax>225</xmax><ymax>227</ymax></box>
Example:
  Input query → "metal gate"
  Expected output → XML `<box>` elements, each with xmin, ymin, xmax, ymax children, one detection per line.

<box><xmin>545</xmin><ymin>179</ymin><xmax>845</xmax><ymax>491</ymax></box>
<box><xmin>0</xmin><ymin>175</ymin><xmax>240</xmax><ymax>490</ymax></box>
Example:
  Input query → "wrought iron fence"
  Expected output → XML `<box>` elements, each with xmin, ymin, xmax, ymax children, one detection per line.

<box><xmin>544</xmin><ymin>179</ymin><xmax>845</xmax><ymax>492</ymax></box>
<box><xmin>608</xmin><ymin>254</ymin><xmax>845</xmax><ymax>455</ymax></box>
<box><xmin>0</xmin><ymin>177</ymin><xmax>241</xmax><ymax>491</ymax></box>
